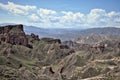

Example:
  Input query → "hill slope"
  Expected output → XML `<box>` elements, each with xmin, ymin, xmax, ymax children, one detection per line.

<box><xmin>0</xmin><ymin>24</ymin><xmax>120</xmax><ymax>80</ymax></box>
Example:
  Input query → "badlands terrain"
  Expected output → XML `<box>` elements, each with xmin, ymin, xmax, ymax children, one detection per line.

<box><xmin>0</xmin><ymin>24</ymin><xmax>120</xmax><ymax>80</ymax></box>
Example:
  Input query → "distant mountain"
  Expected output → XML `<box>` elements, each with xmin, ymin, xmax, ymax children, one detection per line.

<box><xmin>24</xmin><ymin>26</ymin><xmax>120</xmax><ymax>41</ymax></box>
<box><xmin>75</xmin><ymin>34</ymin><xmax>120</xmax><ymax>44</ymax></box>
<box><xmin>1</xmin><ymin>23</ymin><xmax>120</xmax><ymax>41</ymax></box>
<box><xmin>79</xmin><ymin>27</ymin><xmax>120</xmax><ymax>36</ymax></box>
<box><xmin>23</xmin><ymin>25</ymin><xmax>83</xmax><ymax>41</ymax></box>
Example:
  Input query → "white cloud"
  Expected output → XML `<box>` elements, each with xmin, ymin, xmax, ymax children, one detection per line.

<box><xmin>37</xmin><ymin>8</ymin><xmax>57</xmax><ymax>17</ymax></box>
<box><xmin>60</xmin><ymin>11</ymin><xmax>85</xmax><ymax>27</ymax></box>
<box><xmin>0</xmin><ymin>2</ymin><xmax>120</xmax><ymax>28</ymax></box>
<box><xmin>86</xmin><ymin>9</ymin><xmax>120</xmax><ymax>27</ymax></box>
<box><xmin>29</xmin><ymin>14</ymin><xmax>39</xmax><ymax>21</ymax></box>
<box><xmin>0</xmin><ymin>1</ymin><xmax>36</xmax><ymax>15</ymax></box>
<box><xmin>36</xmin><ymin>8</ymin><xmax>58</xmax><ymax>26</ymax></box>
<box><xmin>86</xmin><ymin>9</ymin><xmax>107</xmax><ymax>27</ymax></box>
<box><xmin>107</xmin><ymin>11</ymin><xmax>120</xmax><ymax>23</ymax></box>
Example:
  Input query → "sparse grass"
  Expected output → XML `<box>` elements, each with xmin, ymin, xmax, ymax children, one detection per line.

<box><xmin>81</xmin><ymin>67</ymin><xmax>101</xmax><ymax>79</ymax></box>
<box><xmin>0</xmin><ymin>56</ymin><xmax>7</xmax><ymax>65</ymax></box>
<box><xmin>9</xmin><ymin>54</ymin><xmax>36</xmax><ymax>70</ymax></box>
<box><xmin>75</xmin><ymin>55</ymin><xmax>86</xmax><ymax>66</ymax></box>
<box><xmin>0</xmin><ymin>34</ymin><xmax>120</xmax><ymax>80</ymax></box>
<box><xmin>106</xmin><ymin>61</ymin><xmax>117</xmax><ymax>66</ymax></box>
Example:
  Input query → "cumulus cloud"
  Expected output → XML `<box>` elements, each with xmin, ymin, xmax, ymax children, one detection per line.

<box><xmin>60</xmin><ymin>11</ymin><xmax>85</xmax><ymax>27</ymax></box>
<box><xmin>29</xmin><ymin>8</ymin><xmax>120</xmax><ymax>28</ymax></box>
<box><xmin>108</xmin><ymin>11</ymin><xmax>120</xmax><ymax>23</ymax></box>
<box><xmin>0</xmin><ymin>1</ymin><xmax>36</xmax><ymax>15</ymax></box>
<box><xmin>86</xmin><ymin>9</ymin><xmax>107</xmax><ymax>26</ymax></box>
<box><xmin>0</xmin><ymin>2</ymin><xmax>120</xmax><ymax>28</ymax></box>
<box><xmin>29</xmin><ymin>14</ymin><xmax>39</xmax><ymax>21</ymax></box>
<box><xmin>38</xmin><ymin>8</ymin><xmax>57</xmax><ymax>16</ymax></box>
<box><xmin>37</xmin><ymin>8</ymin><xmax>57</xmax><ymax>23</ymax></box>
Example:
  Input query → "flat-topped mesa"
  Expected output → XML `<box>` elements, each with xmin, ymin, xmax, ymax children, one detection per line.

<box><xmin>0</xmin><ymin>24</ymin><xmax>24</xmax><ymax>34</ymax></box>
<box><xmin>0</xmin><ymin>24</ymin><xmax>28</xmax><ymax>46</ymax></box>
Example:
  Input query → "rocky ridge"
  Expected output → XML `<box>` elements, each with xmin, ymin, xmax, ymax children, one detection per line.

<box><xmin>0</xmin><ymin>24</ymin><xmax>120</xmax><ymax>80</ymax></box>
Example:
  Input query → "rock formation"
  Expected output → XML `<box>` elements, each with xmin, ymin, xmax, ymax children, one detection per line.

<box><xmin>30</xmin><ymin>33</ymin><xmax>39</xmax><ymax>41</ymax></box>
<box><xmin>59</xmin><ymin>44</ymin><xmax>69</xmax><ymax>49</ymax></box>
<box><xmin>90</xmin><ymin>43</ymin><xmax>105</xmax><ymax>53</ymax></box>
<box><xmin>41</xmin><ymin>38</ymin><xmax>61</xmax><ymax>44</ymax></box>
<box><xmin>0</xmin><ymin>24</ymin><xmax>120</xmax><ymax>80</ymax></box>
<box><xmin>0</xmin><ymin>24</ymin><xmax>28</xmax><ymax>46</ymax></box>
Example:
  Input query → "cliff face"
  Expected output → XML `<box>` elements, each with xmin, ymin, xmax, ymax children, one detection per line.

<box><xmin>0</xmin><ymin>24</ymin><xmax>28</xmax><ymax>46</ymax></box>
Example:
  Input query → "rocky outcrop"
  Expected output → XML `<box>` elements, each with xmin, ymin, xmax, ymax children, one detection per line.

<box><xmin>30</xmin><ymin>33</ymin><xmax>39</xmax><ymax>41</ymax></box>
<box><xmin>59</xmin><ymin>44</ymin><xmax>69</xmax><ymax>49</ymax></box>
<box><xmin>0</xmin><ymin>24</ymin><xmax>28</xmax><ymax>46</ymax></box>
<box><xmin>41</xmin><ymin>38</ymin><xmax>61</xmax><ymax>44</ymax></box>
<box><xmin>63</xmin><ymin>40</ymin><xmax>91</xmax><ymax>51</ymax></box>
<box><xmin>90</xmin><ymin>43</ymin><xmax>105</xmax><ymax>53</ymax></box>
<box><xmin>63</xmin><ymin>40</ymin><xmax>76</xmax><ymax>48</ymax></box>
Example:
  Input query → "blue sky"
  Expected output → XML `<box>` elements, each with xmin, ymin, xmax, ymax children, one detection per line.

<box><xmin>0</xmin><ymin>0</ymin><xmax>120</xmax><ymax>28</ymax></box>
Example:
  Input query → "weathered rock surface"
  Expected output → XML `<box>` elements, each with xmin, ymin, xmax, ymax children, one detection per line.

<box><xmin>0</xmin><ymin>24</ymin><xmax>120</xmax><ymax>80</ymax></box>
<box><xmin>0</xmin><ymin>24</ymin><xmax>28</xmax><ymax>46</ymax></box>
<box><xmin>30</xmin><ymin>33</ymin><xmax>40</xmax><ymax>41</ymax></box>
<box><xmin>41</xmin><ymin>38</ymin><xmax>61</xmax><ymax>44</ymax></box>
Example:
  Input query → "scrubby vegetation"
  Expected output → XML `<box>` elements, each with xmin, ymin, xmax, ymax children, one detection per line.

<box><xmin>0</xmin><ymin>25</ymin><xmax>120</xmax><ymax>80</ymax></box>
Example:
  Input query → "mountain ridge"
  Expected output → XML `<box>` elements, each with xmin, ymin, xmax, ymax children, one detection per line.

<box><xmin>1</xmin><ymin>23</ymin><xmax>120</xmax><ymax>41</ymax></box>
<box><xmin>0</xmin><ymin>24</ymin><xmax>120</xmax><ymax>80</ymax></box>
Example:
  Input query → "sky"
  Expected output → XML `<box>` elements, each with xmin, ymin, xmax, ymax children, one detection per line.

<box><xmin>0</xmin><ymin>0</ymin><xmax>120</xmax><ymax>28</ymax></box>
